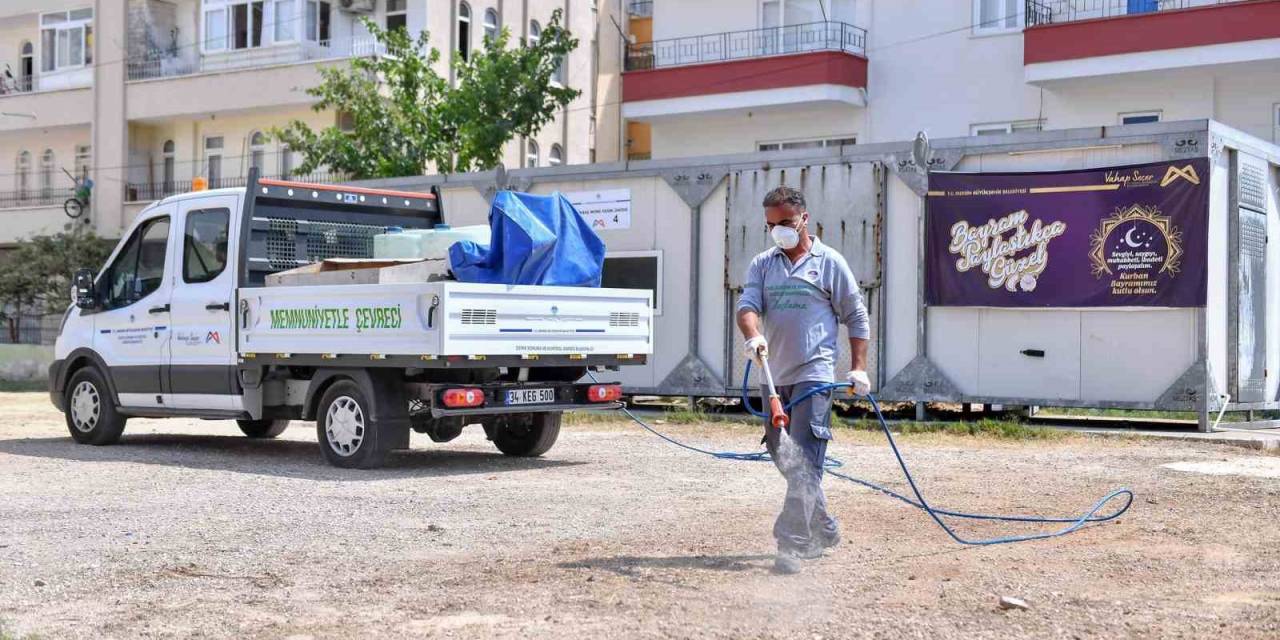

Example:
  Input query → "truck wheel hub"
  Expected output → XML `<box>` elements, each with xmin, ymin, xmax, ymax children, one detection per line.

<box><xmin>325</xmin><ymin>396</ymin><xmax>365</xmax><ymax>456</ymax></box>
<box><xmin>70</xmin><ymin>381</ymin><xmax>100</xmax><ymax>433</ymax></box>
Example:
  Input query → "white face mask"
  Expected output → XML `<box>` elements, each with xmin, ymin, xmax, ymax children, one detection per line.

<box><xmin>771</xmin><ymin>224</ymin><xmax>800</xmax><ymax>250</ymax></box>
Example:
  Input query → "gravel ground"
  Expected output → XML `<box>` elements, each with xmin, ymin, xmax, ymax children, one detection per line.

<box><xmin>1</xmin><ymin>392</ymin><xmax>1279</xmax><ymax>639</ymax></box>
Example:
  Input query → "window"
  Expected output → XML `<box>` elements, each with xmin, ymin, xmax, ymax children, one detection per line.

<box><xmin>40</xmin><ymin>8</ymin><xmax>93</xmax><ymax>72</ymax></box>
<box><xmin>525</xmin><ymin>140</ymin><xmax>539</xmax><ymax>168</ymax></box>
<box><xmin>1119</xmin><ymin>110</ymin><xmax>1161</xmax><ymax>125</ymax></box>
<box><xmin>973</xmin><ymin>0</ymin><xmax>1020</xmax><ymax>35</ymax></box>
<box><xmin>279</xmin><ymin>143</ymin><xmax>295</xmax><ymax>178</ymax></box>
<box><xmin>103</xmin><ymin>217</ymin><xmax>171</xmax><ymax>310</ymax></box>
<box><xmin>15</xmin><ymin>151</ymin><xmax>31</xmax><ymax>196</ymax></box>
<box><xmin>274</xmin><ymin>0</ymin><xmax>296</xmax><ymax>41</ymax></box>
<box><xmin>457</xmin><ymin>2</ymin><xmax>471</xmax><ymax>61</ymax></box>
<box><xmin>969</xmin><ymin>120</ymin><xmax>1042</xmax><ymax>136</ymax></box>
<box><xmin>483</xmin><ymin>9</ymin><xmax>499</xmax><ymax>43</ymax></box>
<box><xmin>74</xmin><ymin>144</ymin><xmax>90</xmax><ymax>180</ymax></box>
<box><xmin>19</xmin><ymin>41</ymin><xmax>33</xmax><ymax>91</ymax></box>
<box><xmin>601</xmin><ymin>252</ymin><xmax>662</xmax><ymax>315</ymax></box>
<box><xmin>386</xmin><ymin>0</ymin><xmax>407</xmax><ymax>31</ymax></box>
<box><xmin>39</xmin><ymin>150</ymin><xmax>54</xmax><ymax>198</ymax></box>
<box><xmin>183</xmin><ymin>208</ymin><xmax>230</xmax><ymax>283</ymax></box>
<box><xmin>162</xmin><ymin>140</ymin><xmax>175</xmax><ymax>193</ymax></box>
<box><xmin>203</xmin><ymin>1</ymin><xmax>266</xmax><ymax>51</ymax></box>
<box><xmin>305</xmin><ymin>0</ymin><xmax>331</xmax><ymax>43</ymax></box>
<box><xmin>204</xmin><ymin>136</ymin><xmax>224</xmax><ymax>188</ymax></box>
<box><xmin>249</xmin><ymin>131</ymin><xmax>267</xmax><ymax>174</ymax></box>
<box><xmin>548</xmin><ymin>144</ymin><xmax>563</xmax><ymax>167</ymax></box>
<box><xmin>528</xmin><ymin>19</ymin><xmax>541</xmax><ymax>46</ymax></box>
<box><xmin>757</xmin><ymin>135</ymin><xmax>856</xmax><ymax>152</ymax></box>
<box><xmin>553</xmin><ymin>54</ymin><xmax>566</xmax><ymax>84</ymax></box>
<box><xmin>205</xmin><ymin>7</ymin><xmax>229</xmax><ymax>50</ymax></box>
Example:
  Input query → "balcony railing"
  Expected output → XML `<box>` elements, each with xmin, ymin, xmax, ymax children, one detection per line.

<box><xmin>0</xmin><ymin>187</ymin><xmax>77</xmax><ymax>209</ymax></box>
<box><xmin>1026</xmin><ymin>0</ymin><xmax>1252</xmax><ymax>27</ymax></box>
<box><xmin>126</xmin><ymin>36</ymin><xmax>387</xmax><ymax>82</ymax></box>
<box><xmin>126</xmin><ymin>172</ymin><xmax>347</xmax><ymax>202</ymax></box>
<box><xmin>625</xmin><ymin>21</ymin><xmax>867</xmax><ymax>72</ymax></box>
<box><xmin>628</xmin><ymin>1</ymin><xmax>654</xmax><ymax>17</ymax></box>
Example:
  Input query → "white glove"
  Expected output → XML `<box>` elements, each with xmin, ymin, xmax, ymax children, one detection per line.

<box><xmin>743</xmin><ymin>336</ymin><xmax>768</xmax><ymax>365</ymax></box>
<box><xmin>846</xmin><ymin>370</ymin><xmax>871</xmax><ymax>396</ymax></box>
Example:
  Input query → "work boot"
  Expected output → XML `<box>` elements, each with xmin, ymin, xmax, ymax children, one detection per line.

<box><xmin>822</xmin><ymin>530</ymin><xmax>841</xmax><ymax>549</ymax></box>
<box><xmin>772</xmin><ymin>550</ymin><xmax>803</xmax><ymax>575</ymax></box>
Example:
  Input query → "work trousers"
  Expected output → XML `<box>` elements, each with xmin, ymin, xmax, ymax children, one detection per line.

<box><xmin>763</xmin><ymin>381</ymin><xmax>840</xmax><ymax>553</ymax></box>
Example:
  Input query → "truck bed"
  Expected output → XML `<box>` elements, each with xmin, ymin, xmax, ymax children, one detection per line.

<box><xmin>237</xmin><ymin>281</ymin><xmax>653</xmax><ymax>362</ymax></box>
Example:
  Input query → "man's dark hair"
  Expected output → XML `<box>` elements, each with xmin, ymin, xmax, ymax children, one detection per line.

<box><xmin>762</xmin><ymin>185</ymin><xmax>806</xmax><ymax>211</ymax></box>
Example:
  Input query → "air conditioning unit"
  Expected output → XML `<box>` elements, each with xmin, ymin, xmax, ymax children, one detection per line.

<box><xmin>337</xmin><ymin>0</ymin><xmax>375</xmax><ymax>13</ymax></box>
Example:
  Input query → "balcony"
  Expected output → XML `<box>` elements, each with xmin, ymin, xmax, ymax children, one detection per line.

<box><xmin>622</xmin><ymin>21</ymin><xmax>869</xmax><ymax>121</ymax></box>
<box><xmin>126</xmin><ymin>36</ymin><xmax>385</xmax><ymax>82</ymax></box>
<box><xmin>1024</xmin><ymin>0</ymin><xmax>1280</xmax><ymax>83</ymax></box>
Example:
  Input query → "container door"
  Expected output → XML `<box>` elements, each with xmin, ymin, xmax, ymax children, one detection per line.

<box><xmin>1232</xmin><ymin>153</ymin><xmax>1269</xmax><ymax>402</ymax></box>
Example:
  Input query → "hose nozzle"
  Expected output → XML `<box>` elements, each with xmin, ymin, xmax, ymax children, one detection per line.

<box><xmin>768</xmin><ymin>395</ymin><xmax>789</xmax><ymax>430</ymax></box>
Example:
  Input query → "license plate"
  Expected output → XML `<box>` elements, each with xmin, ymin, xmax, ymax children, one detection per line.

<box><xmin>506</xmin><ymin>388</ymin><xmax>556</xmax><ymax>405</ymax></box>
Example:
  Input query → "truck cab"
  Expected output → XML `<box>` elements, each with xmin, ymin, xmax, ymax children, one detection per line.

<box><xmin>50</xmin><ymin>175</ymin><xmax>652</xmax><ymax>468</ymax></box>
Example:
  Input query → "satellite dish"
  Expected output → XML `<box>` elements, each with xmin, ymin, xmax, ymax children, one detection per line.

<box><xmin>911</xmin><ymin>131</ymin><xmax>930</xmax><ymax>175</ymax></box>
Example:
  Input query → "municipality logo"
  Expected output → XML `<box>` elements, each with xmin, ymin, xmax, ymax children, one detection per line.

<box><xmin>1160</xmin><ymin>164</ymin><xmax>1200</xmax><ymax>187</ymax></box>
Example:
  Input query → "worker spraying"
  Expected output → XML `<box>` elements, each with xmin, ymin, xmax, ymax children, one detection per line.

<box><xmin>736</xmin><ymin>186</ymin><xmax>871</xmax><ymax>576</ymax></box>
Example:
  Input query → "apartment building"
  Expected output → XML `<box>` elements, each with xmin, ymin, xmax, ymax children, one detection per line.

<box><xmin>0</xmin><ymin>0</ymin><xmax>623</xmax><ymax>244</ymax></box>
<box><xmin>621</xmin><ymin>0</ymin><xmax>1280</xmax><ymax>159</ymax></box>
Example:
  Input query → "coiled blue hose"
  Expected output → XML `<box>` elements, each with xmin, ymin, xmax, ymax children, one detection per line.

<box><xmin>602</xmin><ymin>364</ymin><xmax>1134</xmax><ymax>546</ymax></box>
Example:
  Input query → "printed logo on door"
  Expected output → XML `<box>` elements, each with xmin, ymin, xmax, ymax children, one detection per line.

<box><xmin>206</xmin><ymin>330</ymin><xmax>222</xmax><ymax>344</ymax></box>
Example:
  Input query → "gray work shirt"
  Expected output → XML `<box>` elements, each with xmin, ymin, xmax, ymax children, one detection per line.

<box><xmin>737</xmin><ymin>237</ymin><xmax>870</xmax><ymax>386</ymax></box>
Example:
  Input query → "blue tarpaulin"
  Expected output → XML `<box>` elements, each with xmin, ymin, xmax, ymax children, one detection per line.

<box><xmin>449</xmin><ymin>190</ymin><xmax>606</xmax><ymax>287</ymax></box>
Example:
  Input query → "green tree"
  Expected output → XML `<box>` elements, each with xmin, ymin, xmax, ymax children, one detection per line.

<box><xmin>273</xmin><ymin>12</ymin><xmax>579</xmax><ymax>178</ymax></box>
<box><xmin>0</xmin><ymin>224</ymin><xmax>113</xmax><ymax>341</ymax></box>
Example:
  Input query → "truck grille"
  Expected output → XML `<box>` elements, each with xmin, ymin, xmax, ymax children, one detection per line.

<box><xmin>460</xmin><ymin>308</ymin><xmax>497</xmax><ymax>325</ymax></box>
<box><xmin>610</xmin><ymin>312</ymin><xmax>640</xmax><ymax>327</ymax></box>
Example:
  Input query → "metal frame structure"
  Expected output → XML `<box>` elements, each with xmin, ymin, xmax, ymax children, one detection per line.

<box><xmin>354</xmin><ymin>120</ymin><xmax>1280</xmax><ymax>432</ymax></box>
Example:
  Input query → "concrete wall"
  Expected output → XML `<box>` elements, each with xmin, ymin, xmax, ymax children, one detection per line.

<box><xmin>650</xmin><ymin>102</ymin><xmax>862</xmax><ymax>158</ymax></box>
<box><xmin>0</xmin><ymin>344</ymin><xmax>53</xmax><ymax>382</ymax></box>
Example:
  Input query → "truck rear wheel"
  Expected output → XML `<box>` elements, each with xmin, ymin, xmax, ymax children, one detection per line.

<box><xmin>493</xmin><ymin>412</ymin><xmax>561</xmax><ymax>457</ymax></box>
<box><xmin>237</xmin><ymin>419</ymin><xmax>290</xmax><ymax>439</ymax></box>
<box><xmin>316</xmin><ymin>380</ymin><xmax>390</xmax><ymax>469</ymax></box>
<box><xmin>64</xmin><ymin>367</ymin><xmax>127</xmax><ymax>446</ymax></box>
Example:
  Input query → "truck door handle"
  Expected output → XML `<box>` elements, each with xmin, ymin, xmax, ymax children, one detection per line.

<box><xmin>148</xmin><ymin>304</ymin><xmax>170</xmax><ymax>314</ymax></box>
<box><xmin>206</xmin><ymin>302</ymin><xmax>231</xmax><ymax>311</ymax></box>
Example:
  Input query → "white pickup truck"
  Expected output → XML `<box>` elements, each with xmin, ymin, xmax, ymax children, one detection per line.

<box><xmin>49</xmin><ymin>174</ymin><xmax>653</xmax><ymax>468</ymax></box>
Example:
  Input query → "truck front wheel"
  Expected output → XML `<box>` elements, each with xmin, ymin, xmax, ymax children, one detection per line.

<box><xmin>316</xmin><ymin>380</ymin><xmax>389</xmax><ymax>469</ymax></box>
<box><xmin>493</xmin><ymin>412</ymin><xmax>561</xmax><ymax>457</ymax></box>
<box><xmin>64</xmin><ymin>367</ymin><xmax>127</xmax><ymax>446</ymax></box>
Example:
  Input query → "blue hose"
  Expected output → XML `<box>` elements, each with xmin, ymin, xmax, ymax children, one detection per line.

<box><xmin>602</xmin><ymin>364</ymin><xmax>1134</xmax><ymax>546</ymax></box>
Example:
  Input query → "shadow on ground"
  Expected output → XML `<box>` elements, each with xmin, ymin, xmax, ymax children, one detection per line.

<box><xmin>558</xmin><ymin>554</ymin><xmax>775</xmax><ymax>580</ymax></box>
<box><xmin>0</xmin><ymin>431</ymin><xmax>584</xmax><ymax>480</ymax></box>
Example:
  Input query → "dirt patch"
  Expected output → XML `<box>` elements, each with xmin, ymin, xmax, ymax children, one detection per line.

<box><xmin>1</xmin><ymin>392</ymin><xmax>1278</xmax><ymax>639</ymax></box>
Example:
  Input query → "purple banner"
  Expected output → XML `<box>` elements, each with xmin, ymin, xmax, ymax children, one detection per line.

<box><xmin>925</xmin><ymin>159</ymin><xmax>1209</xmax><ymax>307</ymax></box>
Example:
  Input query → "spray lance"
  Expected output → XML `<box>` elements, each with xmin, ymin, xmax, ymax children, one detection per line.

<box><xmin>758</xmin><ymin>353</ymin><xmax>789</xmax><ymax>431</ymax></box>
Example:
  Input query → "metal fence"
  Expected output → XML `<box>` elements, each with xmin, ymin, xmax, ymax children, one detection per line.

<box><xmin>1026</xmin><ymin>0</ymin><xmax>1249</xmax><ymax>26</ymax></box>
<box><xmin>126</xmin><ymin>36</ymin><xmax>386</xmax><ymax>82</ymax></box>
<box><xmin>625</xmin><ymin>21</ymin><xmax>867</xmax><ymax>71</ymax></box>
<box><xmin>1</xmin><ymin>313</ymin><xmax>62</xmax><ymax>346</ymax></box>
<box><xmin>0</xmin><ymin>187</ymin><xmax>77</xmax><ymax>209</ymax></box>
<box><xmin>126</xmin><ymin>172</ymin><xmax>347</xmax><ymax>202</ymax></box>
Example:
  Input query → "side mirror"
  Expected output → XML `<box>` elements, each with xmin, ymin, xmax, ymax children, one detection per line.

<box><xmin>73</xmin><ymin>268</ymin><xmax>96</xmax><ymax>309</ymax></box>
